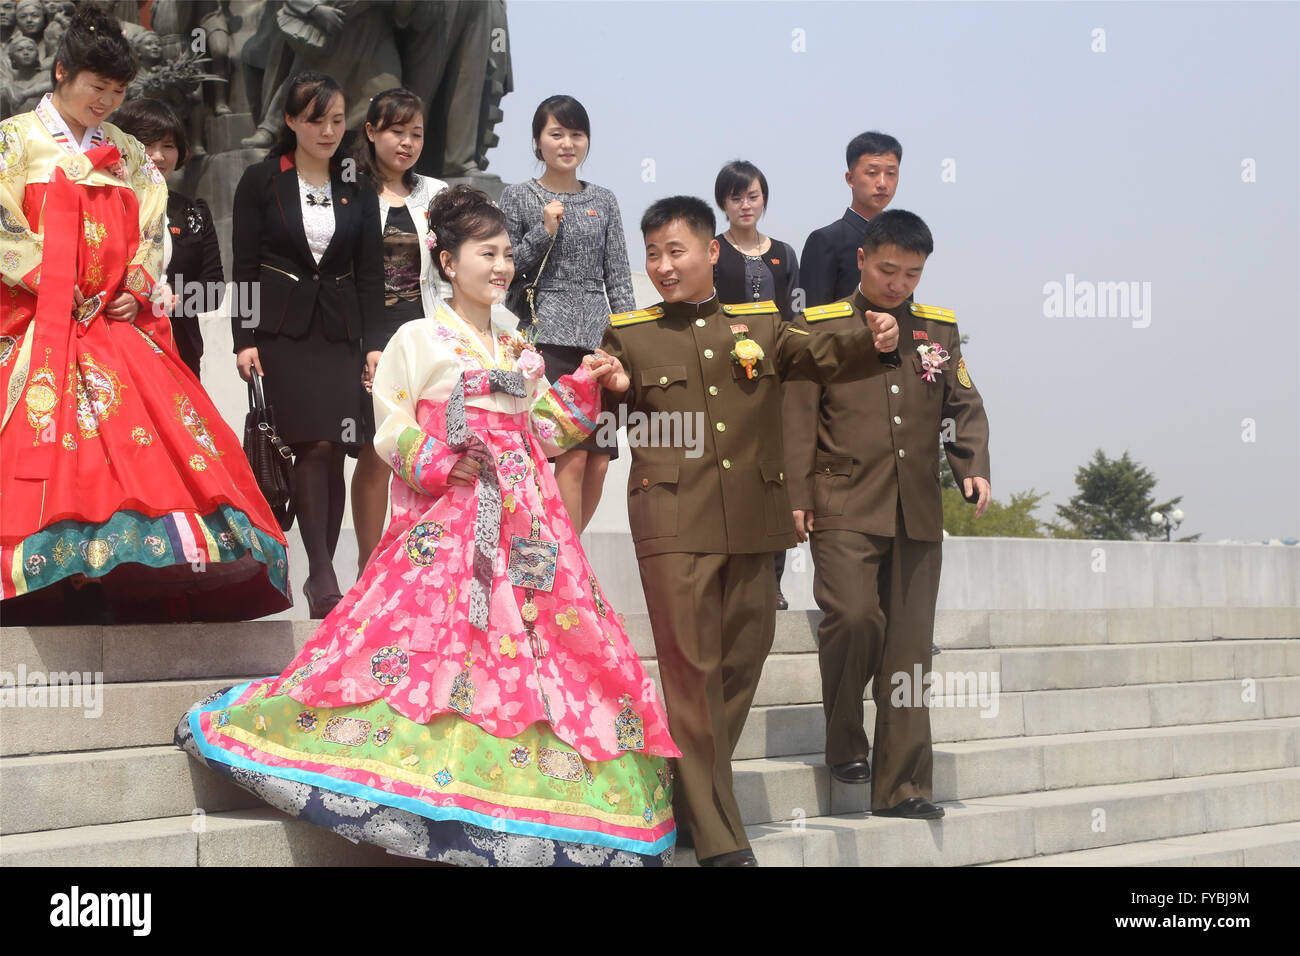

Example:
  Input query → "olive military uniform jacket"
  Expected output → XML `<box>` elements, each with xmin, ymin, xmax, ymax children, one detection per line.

<box><xmin>783</xmin><ymin>289</ymin><xmax>990</xmax><ymax>542</ymax></box>
<box><xmin>600</xmin><ymin>294</ymin><xmax>897</xmax><ymax>558</ymax></box>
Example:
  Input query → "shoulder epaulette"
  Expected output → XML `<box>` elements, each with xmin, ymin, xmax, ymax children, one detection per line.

<box><xmin>910</xmin><ymin>302</ymin><xmax>956</xmax><ymax>324</ymax></box>
<box><xmin>609</xmin><ymin>305</ymin><xmax>665</xmax><ymax>328</ymax></box>
<box><xmin>722</xmin><ymin>300</ymin><xmax>780</xmax><ymax>317</ymax></box>
<box><xmin>803</xmin><ymin>302</ymin><xmax>855</xmax><ymax>322</ymax></box>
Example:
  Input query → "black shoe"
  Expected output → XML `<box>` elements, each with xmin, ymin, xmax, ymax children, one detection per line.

<box><xmin>303</xmin><ymin>579</ymin><xmax>344</xmax><ymax>620</ymax></box>
<box><xmin>829</xmin><ymin>759</ymin><xmax>872</xmax><ymax>784</ymax></box>
<box><xmin>698</xmin><ymin>848</ymin><xmax>758</xmax><ymax>867</ymax></box>
<box><xmin>931</xmin><ymin>642</ymin><xmax>941</xmax><ymax>655</ymax></box>
<box><xmin>775</xmin><ymin>590</ymin><xmax>789</xmax><ymax>611</ymax></box>
<box><xmin>873</xmin><ymin>797</ymin><xmax>945</xmax><ymax>820</ymax></box>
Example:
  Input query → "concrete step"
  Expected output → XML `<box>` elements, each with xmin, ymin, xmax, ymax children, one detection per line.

<box><xmin>0</xmin><ymin>808</ymin><xmax>426</xmax><ymax>867</ymax></box>
<box><xmin>1</xmin><ymin>621</ymin><xmax>313</xmax><ymax>685</ymax></box>
<box><xmin>708</xmin><ymin>640</ymin><xmax>1300</xmax><ymax>708</ymax></box>
<box><xmin>4</xmin><ymin>640</ymin><xmax>1292</xmax><ymax>753</ymax></box>
<box><xmin>0</xmin><ymin>677</ymin><xmax>248</xmax><ymax>757</ymax></box>
<box><xmin>4</xmin><ymin>607</ymin><xmax>1296</xmax><ymax>684</ymax></box>
<box><xmin>983</xmin><ymin>821</ymin><xmax>1300</xmax><ymax>866</ymax></box>
<box><xmin>730</xmin><ymin>720</ymin><xmax>1299</xmax><ymax>826</ymax></box>
<box><xmin>6</xmin><ymin>719</ymin><xmax>1295</xmax><ymax>835</ymax></box>
<box><xmin>7</xmin><ymin>669</ymin><xmax>1299</xmax><ymax>760</ymax></box>
<box><xmin>6</xmin><ymin>767</ymin><xmax>1296</xmax><ymax>868</ymax></box>
<box><xmin>736</xmin><ymin>676</ymin><xmax>1300</xmax><ymax>758</ymax></box>
<box><xmin>673</xmin><ymin>767</ymin><xmax>1300</xmax><ymax>866</ymax></box>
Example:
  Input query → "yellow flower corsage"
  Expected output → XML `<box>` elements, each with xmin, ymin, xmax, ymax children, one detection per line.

<box><xmin>731</xmin><ymin>335</ymin><xmax>765</xmax><ymax>379</ymax></box>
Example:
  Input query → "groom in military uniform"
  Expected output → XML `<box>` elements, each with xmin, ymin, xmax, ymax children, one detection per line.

<box><xmin>595</xmin><ymin>196</ymin><xmax>901</xmax><ymax>865</ymax></box>
<box><xmin>783</xmin><ymin>209</ymin><xmax>990</xmax><ymax>819</ymax></box>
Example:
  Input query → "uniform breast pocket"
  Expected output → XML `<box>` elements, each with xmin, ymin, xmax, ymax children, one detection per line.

<box><xmin>812</xmin><ymin>455</ymin><xmax>855</xmax><ymax>517</ymax></box>
<box><xmin>759</xmin><ymin>459</ymin><xmax>792</xmax><ymax>535</ymax></box>
<box><xmin>628</xmin><ymin>464</ymin><xmax>679</xmax><ymax>539</ymax></box>
<box><xmin>730</xmin><ymin>357</ymin><xmax>776</xmax><ymax>384</ymax></box>
<box><xmin>639</xmin><ymin>365</ymin><xmax>688</xmax><ymax>408</ymax></box>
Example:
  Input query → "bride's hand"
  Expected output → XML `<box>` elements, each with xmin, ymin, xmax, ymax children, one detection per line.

<box><xmin>584</xmin><ymin>349</ymin><xmax>629</xmax><ymax>393</ymax></box>
<box><xmin>447</xmin><ymin>454</ymin><xmax>482</xmax><ymax>487</ymax></box>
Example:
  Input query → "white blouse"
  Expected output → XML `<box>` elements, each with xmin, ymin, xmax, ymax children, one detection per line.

<box><xmin>298</xmin><ymin>174</ymin><xmax>334</xmax><ymax>265</ymax></box>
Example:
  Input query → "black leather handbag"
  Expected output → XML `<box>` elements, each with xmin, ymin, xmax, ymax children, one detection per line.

<box><xmin>243</xmin><ymin>373</ymin><xmax>295</xmax><ymax>532</ymax></box>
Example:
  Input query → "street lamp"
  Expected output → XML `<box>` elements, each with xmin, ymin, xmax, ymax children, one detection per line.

<box><xmin>1150</xmin><ymin>508</ymin><xmax>1185</xmax><ymax>541</ymax></box>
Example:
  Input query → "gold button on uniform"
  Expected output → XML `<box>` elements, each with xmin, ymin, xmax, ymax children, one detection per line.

<box><xmin>890</xmin><ymin>384</ymin><xmax>900</xmax><ymax>394</ymax></box>
<box><xmin>898</xmin><ymin>449</ymin><xmax>906</xmax><ymax>458</ymax></box>
<box><xmin>641</xmin><ymin>477</ymin><xmax>650</xmax><ymax>488</ymax></box>
<box><xmin>704</xmin><ymin>349</ymin><xmax>714</xmax><ymax>359</ymax></box>
<box><xmin>716</xmin><ymin>422</ymin><xmax>726</xmax><ymax>432</ymax></box>
<box><xmin>893</xmin><ymin>415</ymin><xmax>902</xmax><ymax>424</ymax></box>
<box><xmin>824</xmin><ymin>467</ymin><xmax>831</xmax><ymax>474</ymax></box>
<box><xmin>659</xmin><ymin>376</ymin><xmax>668</xmax><ymax>385</ymax></box>
<box><xmin>696</xmin><ymin>318</ymin><xmax>706</xmax><ymax>327</ymax></box>
<box><xmin>722</xmin><ymin>459</ymin><xmax>731</xmax><ymax>469</ymax></box>
<box><xmin>708</xmin><ymin>385</ymin><xmax>718</xmax><ymax>395</ymax></box>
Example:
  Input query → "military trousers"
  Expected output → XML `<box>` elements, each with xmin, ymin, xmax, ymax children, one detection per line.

<box><xmin>636</xmin><ymin>550</ymin><xmax>776</xmax><ymax>860</ymax></box>
<box><xmin>810</xmin><ymin>514</ymin><xmax>942</xmax><ymax>810</ymax></box>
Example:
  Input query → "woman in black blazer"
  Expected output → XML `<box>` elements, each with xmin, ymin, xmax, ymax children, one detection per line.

<box><xmin>113</xmin><ymin>98</ymin><xmax>224</xmax><ymax>379</ymax></box>
<box><xmin>231</xmin><ymin>72</ymin><xmax>384</xmax><ymax>618</ymax></box>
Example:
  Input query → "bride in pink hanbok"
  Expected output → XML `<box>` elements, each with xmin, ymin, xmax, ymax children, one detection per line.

<box><xmin>177</xmin><ymin>186</ymin><xmax>678</xmax><ymax>865</ymax></box>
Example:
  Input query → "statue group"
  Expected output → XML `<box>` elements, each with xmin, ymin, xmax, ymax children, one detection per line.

<box><xmin>2</xmin><ymin>0</ymin><xmax>514</xmax><ymax>254</ymax></box>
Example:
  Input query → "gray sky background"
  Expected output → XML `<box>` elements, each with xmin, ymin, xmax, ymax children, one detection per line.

<box><xmin>489</xmin><ymin>0</ymin><xmax>1300</xmax><ymax>542</ymax></box>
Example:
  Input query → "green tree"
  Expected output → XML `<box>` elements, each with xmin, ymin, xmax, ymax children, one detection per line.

<box><xmin>1050</xmin><ymin>449</ymin><xmax>1198</xmax><ymax>541</ymax></box>
<box><xmin>943</xmin><ymin>487</ymin><xmax>1047</xmax><ymax>537</ymax></box>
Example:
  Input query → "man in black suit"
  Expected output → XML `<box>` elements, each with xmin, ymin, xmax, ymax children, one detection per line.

<box><xmin>800</xmin><ymin>132</ymin><xmax>902</xmax><ymax>308</ymax></box>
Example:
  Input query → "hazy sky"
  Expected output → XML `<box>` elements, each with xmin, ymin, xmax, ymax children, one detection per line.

<box><xmin>489</xmin><ymin>0</ymin><xmax>1299</xmax><ymax>542</ymax></box>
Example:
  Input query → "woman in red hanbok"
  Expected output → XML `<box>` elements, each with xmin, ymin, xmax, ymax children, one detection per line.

<box><xmin>0</xmin><ymin>8</ymin><xmax>291</xmax><ymax>623</ymax></box>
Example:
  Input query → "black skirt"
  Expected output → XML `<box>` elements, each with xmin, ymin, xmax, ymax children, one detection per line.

<box><xmin>254</xmin><ymin>315</ymin><xmax>363</xmax><ymax>452</ymax></box>
<box><xmin>536</xmin><ymin>342</ymin><xmax>617</xmax><ymax>459</ymax></box>
<box><xmin>358</xmin><ymin>298</ymin><xmax>426</xmax><ymax>445</ymax></box>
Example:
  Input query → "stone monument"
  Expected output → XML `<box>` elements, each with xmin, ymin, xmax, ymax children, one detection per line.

<box><xmin>1</xmin><ymin>0</ymin><xmax>515</xmax><ymax>265</ymax></box>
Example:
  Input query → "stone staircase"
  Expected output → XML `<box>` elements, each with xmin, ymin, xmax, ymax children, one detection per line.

<box><xmin>2</xmin><ymin>606</ymin><xmax>1298</xmax><ymax>866</ymax></box>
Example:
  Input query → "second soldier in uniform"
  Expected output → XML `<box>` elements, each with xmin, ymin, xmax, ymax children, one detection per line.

<box><xmin>596</xmin><ymin>197</ymin><xmax>901</xmax><ymax>865</ymax></box>
<box><xmin>783</xmin><ymin>209</ymin><xmax>990</xmax><ymax>819</ymax></box>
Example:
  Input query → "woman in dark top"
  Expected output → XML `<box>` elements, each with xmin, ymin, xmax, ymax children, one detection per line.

<box><xmin>349</xmin><ymin>87</ymin><xmax>448</xmax><ymax>575</ymax></box>
<box><xmin>113</xmin><ymin>97</ymin><xmax>223</xmax><ymax>380</ymax></box>
<box><xmin>231</xmin><ymin>72</ymin><xmax>384</xmax><ymax>618</ymax></box>
<box><xmin>713</xmin><ymin>160</ymin><xmax>801</xmax><ymax>609</ymax></box>
<box><xmin>713</xmin><ymin>159</ymin><xmax>800</xmax><ymax>316</ymax></box>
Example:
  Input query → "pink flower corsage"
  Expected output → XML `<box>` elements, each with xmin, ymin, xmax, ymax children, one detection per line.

<box><xmin>425</xmin><ymin>230</ymin><xmax>438</xmax><ymax>250</ymax></box>
<box><xmin>515</xmin><ymin>346</ymin><xmax>546</xmax><ymax>382</ymax></box>
<box><xmin>916</xmin><ymin>343</ymin><xmax>951</xmax><ymax>382</ymax></box>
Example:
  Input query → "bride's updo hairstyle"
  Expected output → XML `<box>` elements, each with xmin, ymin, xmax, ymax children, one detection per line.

<box><xmin>426</xmin><ymin>184</ymin><xmax>509</xmax><ymax>282</ymax></box>
<box><xmin>49</xmin><ymin>4</ymin><xmax>136</xmax><ymax>89</ymax></box>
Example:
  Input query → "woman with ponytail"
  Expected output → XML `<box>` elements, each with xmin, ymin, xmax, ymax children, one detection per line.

<box><xmin>177</xmin><ymin>186</ymin><xmax>679</xmax><ymax>867</ymax></box>
<box><xmin>0</xmin><ymin>5</ymin><xmax>291</xmax><ymax>623</ymax></box>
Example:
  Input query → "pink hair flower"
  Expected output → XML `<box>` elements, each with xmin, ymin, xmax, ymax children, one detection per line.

<box><xmin>425</xmin><ymin>231</ymin><xmax>438</xmax><ymax>250</ymax></box>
